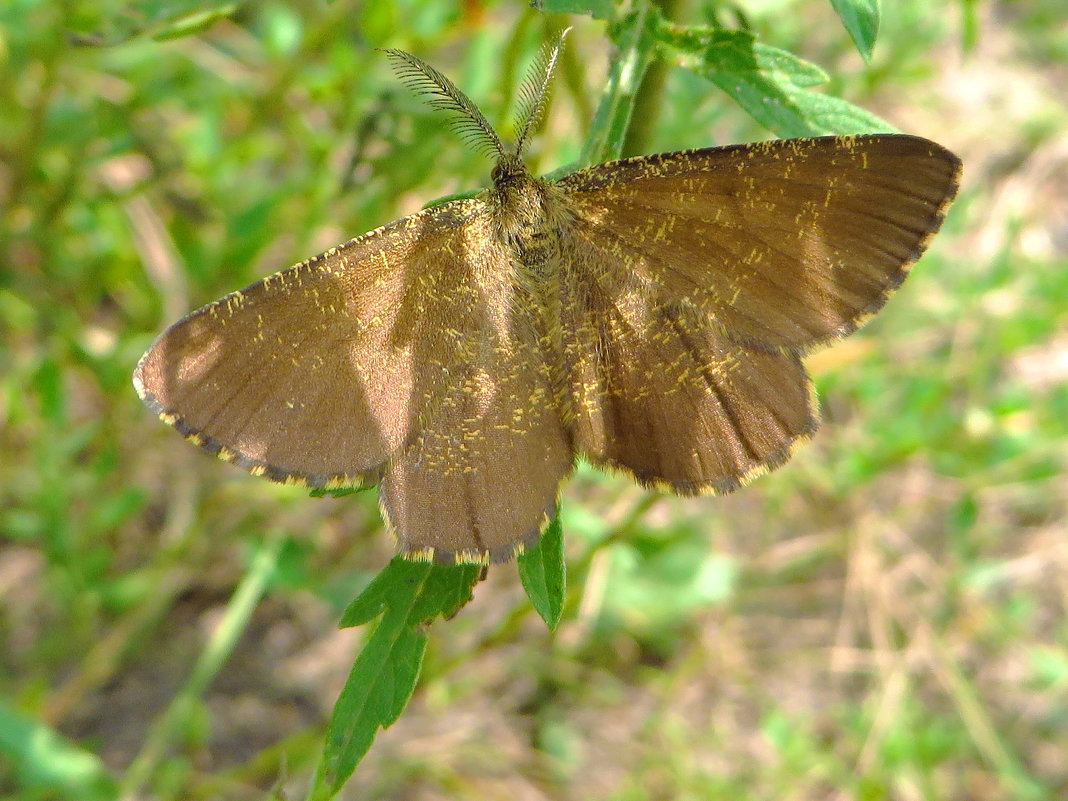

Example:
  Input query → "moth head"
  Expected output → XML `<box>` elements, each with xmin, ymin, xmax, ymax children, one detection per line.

<box><xmin>490</xmin><ymin>153</ymin><xmax>531</xmax><ymax>190</ymax></box>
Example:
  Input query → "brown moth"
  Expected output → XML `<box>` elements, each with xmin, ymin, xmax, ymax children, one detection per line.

<box><xmin>134</xmin><ymin>33</ymin><xmax>961</xmax><ymax>565</ymax></box>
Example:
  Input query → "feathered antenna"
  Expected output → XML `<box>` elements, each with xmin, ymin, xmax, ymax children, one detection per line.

<box><xmin>513</xmin><ymin>28</ymin><xmax>570</xmax><ymax>157</ymax></box>
<box><xmin>381</xmin><ymin>48</ymin><xmax>506</xmax><ymax>158</ymax></box>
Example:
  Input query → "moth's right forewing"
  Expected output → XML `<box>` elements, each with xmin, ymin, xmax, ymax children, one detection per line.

<box><xmin>558</xmin><ymin>134</ymin><xmax>961</xmax><ymax>352</ymax></box>
<box><xmin>134</xmin><ymin>198</ymin><xmax>492</xmax><ymax>488</ymax></box>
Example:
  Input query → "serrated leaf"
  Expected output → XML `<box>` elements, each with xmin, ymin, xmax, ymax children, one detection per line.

<box><xmin>830</xmin><ymin>0</ymin><xmax>880</xmax><ymax>61</ymax></box>
<box><xmin>317</xmin><ymin>624</ymin><xmax>425</xmax><ymax>795</ymax></box>
<box><xmin>314</xmin><ymin>559</ymin><xmax>480</xmax><ymax>797</ymax></box>
<box><xmin>409</xmin><ymin>562</ymin><xmax>482</xmax><ymax>623</ymax></box>
<box><xmin>518</xmin><ymin>511</ymin><xmax>566</xmax><ymax>630</ymax></box>
<box><xmin>657</xmin><ymin>24</ymin><xmax>892</xmax><ymax>137</ymax></box>
<box><xmin>337</xmin><ymin>558</ymin><xmax>431</xmax><ymax>628</ymax></box>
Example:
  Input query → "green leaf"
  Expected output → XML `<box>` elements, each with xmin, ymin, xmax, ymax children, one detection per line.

<box><xmin>656</xmin><ymin>23</ymin><xmax>893</xmax><ymax>137</ymax></box>
<box><xmin>829</xmin><ymin>0</ymin><xmax>880</xmax><ymax>61</ymax></box>
<box><xmin>308</xmin><ymin>485</ymin><xmax>373</xmax><ymax>498</ymax></box>
<box><xmin>518</xmin><ymin>511</ymin><xmax>566</xmax><ymax>630</ymax></box>
<box><xmin>313</xmin><ymin>559</ymin><xmax>481</xmax><ymax>798</ymax></box>
<box><xmin>422</xmin><ymin>188</ymin><xmax>482</xmax><ymax>209</ymax></box>
<box><xmin>540</xmin><ymin>0</ymin><xmax>614</xmax><ymax>20</ymax></box>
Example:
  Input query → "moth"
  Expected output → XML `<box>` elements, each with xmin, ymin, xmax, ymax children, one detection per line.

<box><xmin>134</xmin><ymin>33</ymin><xmax>961</xmax><ymax>564</ymax></box>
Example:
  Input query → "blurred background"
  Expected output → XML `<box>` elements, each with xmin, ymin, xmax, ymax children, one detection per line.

<box><xmin>2</xmin><ymin>1</ymin><xmax>1066</xmax><ymax>799</ymax></box>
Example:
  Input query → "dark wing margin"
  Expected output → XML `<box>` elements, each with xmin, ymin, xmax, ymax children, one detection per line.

<box><xmin>557</xmin><ymin>134</ymin><xmax>961</xmax><ymax>352</ymax></box>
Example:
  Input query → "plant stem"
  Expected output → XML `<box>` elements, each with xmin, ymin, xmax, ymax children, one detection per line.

<box><xmin>118</xmin><ymin>533</ymin><xmax>285</xmax><ymax>798</ymax></box>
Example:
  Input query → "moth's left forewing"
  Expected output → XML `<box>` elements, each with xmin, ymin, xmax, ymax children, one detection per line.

<box><xmin>134</xmin><ymin>199</ymin><xmax>496</xmax><ymax>488</ymax></box>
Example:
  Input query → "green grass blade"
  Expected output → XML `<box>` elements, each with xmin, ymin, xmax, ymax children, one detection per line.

<box><xmin>119</xmin><ymin>533</ymin><xmax>286</xmax><ymax>798</ymax></box>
